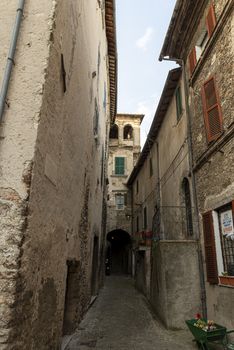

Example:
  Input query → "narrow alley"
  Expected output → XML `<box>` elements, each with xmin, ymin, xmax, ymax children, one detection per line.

<box><xmin>64</xmin><ymin>276</ymin><xmax>196</xmax><ymax>350</ymax></box>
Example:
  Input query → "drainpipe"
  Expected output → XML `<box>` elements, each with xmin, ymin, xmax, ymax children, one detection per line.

<box><xmin>0</xmin><ymin>0</ymin><xmax>25</xmax><ymax>122</ymax></box>
<box><xmin>159</xmin><ymin>56</ymin><xmax>207</xmax><ymax>319</ymax></box>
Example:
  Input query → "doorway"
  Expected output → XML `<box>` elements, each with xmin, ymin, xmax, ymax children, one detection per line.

<box><xmin>63</xmin><ymin>260</ymin><xmax>80</xmax><ymax>335</ymax></box>
<box><xmin>106</xmin><ymin>230</ymin><xmax>132</xmax><ymax>274</ymax></box>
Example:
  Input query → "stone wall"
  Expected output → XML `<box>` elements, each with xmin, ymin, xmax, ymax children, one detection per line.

<box><xmin>0</xmin><ymin>0</ymin><xmax>111</xmax><ymax>348</ymax></box>
<box><xmin>186</xmin><ymin>1</ymin><xmax>234</xmax><ymax>328</ymax></box>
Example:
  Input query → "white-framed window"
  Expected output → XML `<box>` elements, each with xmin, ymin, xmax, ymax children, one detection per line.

<box><xmin>115</xmin><ymin>194</ymin><xmax>125</xmax><ymax>210</ymax></box>
<box><xmin>203</xmin><ymin>202</ymin><xmax>234</xmax><ymax>285</ymax></box>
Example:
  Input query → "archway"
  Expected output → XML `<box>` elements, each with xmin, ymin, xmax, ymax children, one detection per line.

<box><xmin>106</xmin><ymin>230</ymin><xmax>132</xmax><ymax>275</ymax></box>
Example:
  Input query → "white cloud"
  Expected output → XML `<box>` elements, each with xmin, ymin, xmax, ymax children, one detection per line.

<box><xmin>136</xmin><ymin>27</ymin><xmax>154</xmax><ymax>51</ymax></box>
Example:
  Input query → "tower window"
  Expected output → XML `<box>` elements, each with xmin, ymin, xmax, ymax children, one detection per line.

<box><xmin>124</xmin><ymin>125</ymin><xmax>133</xmax><ymax>140</ymax></box>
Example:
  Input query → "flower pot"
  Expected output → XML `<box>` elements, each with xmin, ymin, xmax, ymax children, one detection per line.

<box><xmin>219</xmin><ymin>276</ymin><xmax>234</xmax><ymax>287</ymax></box>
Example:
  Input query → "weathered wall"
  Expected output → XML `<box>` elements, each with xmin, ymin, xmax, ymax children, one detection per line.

<box><xmin>186</xmin><ymin>1</ymin><xmax>234</xmax><ymax>327</ymax></box>
<box><xmin>132</xmin><ymin>75</ymin><xmax>193</xmax><ymax>240</ymax></box>
<box><xmin>150</xmin><ymin>241</ymin><xmax>202</xmax><ymax>330</ymax></box>
<box><xmin>107</xmin><ymin>114</ymin><xmax>142</xmax><ymax>235</ymax></box>
<box><xmin>0</xmin><ymin>1</ymin><xmax>56</xmax><ymax>348</ymax></box>
<box><xmin>0</xmin><ymin>0</ymin><xmax>111</xmax><ymax>348</ymax></box>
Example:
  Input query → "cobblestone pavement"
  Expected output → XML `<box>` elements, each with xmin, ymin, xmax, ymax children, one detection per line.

<box><xmin>65</xmin><ymin>276</ymin><xmax>197</xmax><ymax>350</ymax></box>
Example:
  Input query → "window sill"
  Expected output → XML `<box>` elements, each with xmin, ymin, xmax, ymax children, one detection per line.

<box><xmin>219</xmin><ymin>276</ymin><xmax>234</xmax><ymax>288</ymax></box>
<box><xmin>111</xmin><ymin>174</ymin><xmax>128</xmax><ymax>178</ymax></box>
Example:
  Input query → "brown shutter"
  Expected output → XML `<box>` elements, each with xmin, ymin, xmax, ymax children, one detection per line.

<box><xmin>202</xmin><ymin>77</ymin><xmax>223</xmax><ymax>142</ymax></box>
<box><xmin>203</xmin><ymin>211</ymin><xmax>219</xmax><ymax>284</ymax></box>
<box><xmin>206</xmin><ymin>3</ymin><xmax>216</xmax><ymax>37</ymax></box>
<box><xmin>189</xmin><ymin>47</ymin><xmax>197</xmax><ymax>75</ymax></box>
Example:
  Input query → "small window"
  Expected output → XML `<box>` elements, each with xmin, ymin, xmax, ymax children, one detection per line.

<box><xmin>202</xmin><ymin>77</ymin><xmax>223</xmax><ymax>142</ymax></box>
<box><xmin>61</xmin><ymin>54</ymin><xmax>67</xmax><ymax>93</ymax></box>
<box><xmin>195</xmin><ymin>29</ymin><xmax>209</xmax><ymax>61</ymax></box>
<box><xmin>143</xmin><ymin>207</ymin><xmax>147</xmax><ymax>229</ymax></box>
<box><xmin>109</xmin><ymin>124</ymin><xmax>118</xmax><ymax>139</ymax></box>
<box><xmin>182</xmin><ymin>178</ymin><xmax>193</xmax><ymax>236</ymax></box>
<box><xmin>116</xmin><ymin>194</ymin><xmax>125</xmax><ymax>210</ymax></box>
<box><xmin>124</xmin><ymin>125</ymin><xmax>133</xmax><ymax>140</ymax></box>
<box><xmin>136</xmin><ymin>216</ymin><xmax>139</xmax><ymax>232</ymax></box>
<box><xmin>115</xmin><ymin>157</ymin><xmax>125</xmax><ymax>175</ymax></box>
<box><xmin>175</xmin><ymin>86</ymin><xmax>183</xmax><ymax>121</ymax></box>
<box><xmin>149</xmin><ymin>158</ymin><xmax>153</xmax><ymax>177</ymax></box>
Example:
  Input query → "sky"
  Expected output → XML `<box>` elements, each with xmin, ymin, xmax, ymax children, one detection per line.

<box><xmin>116</xmin><ymin>0</ymin><xmax>177</xmax><ymax>147</ymax></box>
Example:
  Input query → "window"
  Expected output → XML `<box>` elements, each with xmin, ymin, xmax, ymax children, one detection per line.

<box><xmin>143</xmin><ymin>207</ymin><xmax>147</xmax><ymax>229</ymax></box>
<box><xmin>202</xmin><ymin>77</ymin><xmax>223</xmax><ymax>142</ymax></box>
<box><xmin>93</xmin><ymin>98</ymin><xmax>99</xmax><ymax>137</ymax></box>
<box><xmin>218</xmin><ymin>205</ymin><xmax>234</xmax><ymax>276</ymax></box>
<box><xmin>182</xmin><ymin>178</ymin><xmax>193</xmax><ymax>236</ymax></box>
<box><xmin>149</xmin><ymin>158</ymin><xmax>153</xmax><ymax>177</ymax></box>
<box><xmin>115</xmin><ymin>157</ymin><xmax>125</xmax><ymax>175</ymax></box>
<box><xmin>61</xmin><ymin>54</ymin><xmax>67</xmax><ymax>93</ymax></box>
<box><xmin>175</xmin><ymin>86</ymin><xmax>183</xmax><ymax>121</ymax></box>
<box><xmin>115</xmin><ymin>194</ymin><xmax>125</xmax><ymax>210</ymax></box>
<box><xmin>203</xmin><ymin>202</ymin><xmax>234</xmax><ymax>285</ymax></box>
<box><xmin>195</xmin><ymin>29</ymin><xmax>209</xmax><ymax>62</ymax></box>
<box><xmin>124</xmin><ymin>124</ymin><xmax>133</xmax><ymax>140</ymax></box>
<box><xmin>188</xmin><ymin>4</ymin><xmax>216</xmax><ymax>75</ymax></box>
<box><xmin>109</xmin><ymin>124</ymin><xmax>118</xmax><ymax>139</ymax></box>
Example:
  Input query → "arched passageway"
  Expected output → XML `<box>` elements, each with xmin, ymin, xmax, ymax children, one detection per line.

<box><xmin>106</xmin><ymin>230</ymin><xmax>132</xmax><ymax>275</ymax></box>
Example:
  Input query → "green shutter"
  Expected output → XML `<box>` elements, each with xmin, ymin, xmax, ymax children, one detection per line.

<box><xmin>115</xmin><ymin>157</ymin><xmax>125</xmax><ymax>175</ymax></box>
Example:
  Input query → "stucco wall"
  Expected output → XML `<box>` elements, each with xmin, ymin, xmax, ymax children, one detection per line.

<box><xmin>150</xmin><ymin>241</ymin><xmax>202</xmax><ymax>330</ymax></box>
<box><xmin>132</xmin><ymin>75</ymin><xmax>193</xmax><ymax>241</ymax></box>
<box><xmin>0</xmin><ymin>0</ymin><xmax>111</xmax><ymax>348</ymax></box>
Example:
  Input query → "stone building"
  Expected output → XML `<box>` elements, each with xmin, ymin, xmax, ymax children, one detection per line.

<box><xmin>127</xmin><ymin>69</ymin><xmax>202</xmax><ymax>329</ymax></box>
<box><xmin>160</xmin><ymin>0</ymin><xmax>234</xmax><ymax>328</ymax></box>
<box><xmin>106</xmin><ymin>113</ymin><xmax>143</xmax><ymax>275</ymax></box>
<box><xmin>0</xmin><ymin>0</ymin><xmax>117</xmax><ymax>348</ymax></box>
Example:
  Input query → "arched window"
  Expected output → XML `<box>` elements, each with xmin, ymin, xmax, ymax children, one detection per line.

<box><xmin>124</xmin><ymin>124</ymin><xmax>133</xmax><ymax>140</ymax></box>
<box><xmin>109</xmin><ymin>124</ymin><xmax>118</xmax><ymax>139</ymax></box>
<box><xmin>182</xmin><ymin>178</ymin><xmax>193</xmax><ymax>236</ymax></box>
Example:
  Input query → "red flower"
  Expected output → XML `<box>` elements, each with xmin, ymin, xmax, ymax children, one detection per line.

<box><xmin>196</xmin><ymin>313</ymin><xmax>202</xmax><ymax>319</ymax></box>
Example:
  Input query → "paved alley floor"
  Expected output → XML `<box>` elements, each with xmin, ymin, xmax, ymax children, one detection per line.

<box><xmin>65</xmin><ymin>276</ymin><xmax>197</xmax><ymax>350</ymax></box>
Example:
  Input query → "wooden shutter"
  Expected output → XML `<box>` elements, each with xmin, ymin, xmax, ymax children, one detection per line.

<box><xmin>203</xmin><ymin>211</ymin><xmax>219</xmax><ymax>284</ymax></box>
<box><xmin>189</xmin><ymin>47</ymin><xmax>197</xmax><ymax>75</ymax></box>
<box><xmin>115</xmin><ymin>157</ymin><xmax>125</xmax><ymax>175</ymax></box>
<box><xmin>202</xmin><ymin>77</ymin><xmax>223</xmax><ymax>142</ymax></box>
<box><xmin>206</xmin><ymin>3</ymin><xmax>216</xmax><ymax>37</ymax></box>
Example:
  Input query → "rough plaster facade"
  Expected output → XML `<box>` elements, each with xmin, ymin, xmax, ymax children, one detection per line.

<box><xmin>106</xmin><ymin>114</ymin><xmax>143</xmax><ymax>235</ymax></box>
<box><xmin>186</xmin><ymin>0</ymin><xmax>234</xmax><ymax>328</ymax></box>
<box><xmin>128</xmin><ymin>71</ymin><xmax>202</xmax><ymax>328</ymax></box>
<box><xmin>0</xmin><ymin>0</ymin><xmax>115</xmax><ymax>348</ymax></box>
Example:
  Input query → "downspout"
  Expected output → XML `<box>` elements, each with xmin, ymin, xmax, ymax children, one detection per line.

<box><xmin>159</xmin><ymin>55</ymin><xmax>207</xmax><ymax>319</ymax></box>
<box><xmin>0</xmin><ymin>0</ymin><xmax>25</xmax><ymax>122</ymax></box>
